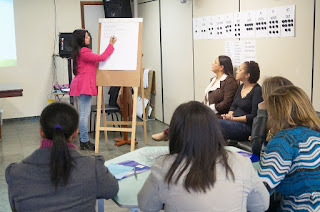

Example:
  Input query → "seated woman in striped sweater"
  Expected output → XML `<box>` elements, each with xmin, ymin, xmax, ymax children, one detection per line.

<box><xmin>258</xmin><ymin>85</ymin><xmax>320</xmax><ymax>211</ymax></box>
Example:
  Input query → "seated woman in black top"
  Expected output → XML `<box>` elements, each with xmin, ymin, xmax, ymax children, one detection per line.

<box><xmin>218</xmin><ymin>61</ymin><xmax>263</xmax><ymax>141</ymax></box>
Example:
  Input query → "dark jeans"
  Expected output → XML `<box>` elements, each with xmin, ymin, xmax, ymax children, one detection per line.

<box><xmin>218</xmin><ymin>119</ymin><xmax>251</xmax><ymax>141</ymax></box>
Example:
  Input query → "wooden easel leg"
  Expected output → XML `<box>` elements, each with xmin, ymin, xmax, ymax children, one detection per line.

<box><xmin>101</xmin><ymin>89</ymin><xmax>108</xmax><ymax>144</ymax></box>
<box><xmin>130</xmin><ymin>87</ymin><xmax>138</xmax><ymax>152</ymax></box>
<box><xmin>139</xmin><ymin>53</ymin><xmax>147</xmax><ymax>144</ymax></box>
<box><xmin>95</xmin><ymin>86</ymin><xmax>102</xmax><ymax>153</ymax></box>
<box><xmin>140</xmin><ymin>76</ymin><xmax>148</xmax><ymax>145</ymax></box>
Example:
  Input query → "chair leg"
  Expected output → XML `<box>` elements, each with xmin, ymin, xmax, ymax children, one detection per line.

<box><xmin>115</xmin><ymin>112</ymin><xmax>122</xmax><ymax>136</ymax></box>
<box><xmin>111</xmin><ymin>113</ymin><xmax>116</xmax><ymax>128</ymax></box>
<box><xmin>115</xmin><ymin>113</ymin><xmax>119</xmax><ymax>123</ymax></box>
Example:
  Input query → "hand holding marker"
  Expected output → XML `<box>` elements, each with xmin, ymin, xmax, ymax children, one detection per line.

<box><xmin>110</xmin><ymin>35</ymin><xmax>117</xmax><ymax>45</ymax></box>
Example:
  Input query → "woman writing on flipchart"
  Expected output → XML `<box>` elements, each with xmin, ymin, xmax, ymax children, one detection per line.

<box><xmin>69</xmin><ymin>29</ymin><xmax>117</xmax><ymax>151</ymax></box>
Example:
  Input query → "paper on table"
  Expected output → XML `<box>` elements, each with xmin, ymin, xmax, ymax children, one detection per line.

<box><xmin>61</xmin><ymin>88</ymin><xmax>70</xmax><ymax>93</ymax></box>
<box><xmin>107</xmin><ymin>163</ymin><xmax>134</xmax><ymax>180</ymax></box>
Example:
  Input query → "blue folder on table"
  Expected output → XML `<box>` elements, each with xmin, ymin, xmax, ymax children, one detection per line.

<box><xmin>107</xmin><ymin>160</ymin><xmax>150</xmax><ymax>180</ymax></box>
<box><xmin>118</xmin><ymin>160</ymin><xmax>150</xmax><ymax>175</ymax></box>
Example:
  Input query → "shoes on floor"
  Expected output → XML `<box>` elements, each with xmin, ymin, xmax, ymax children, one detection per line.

<box><xmin>80</xmin><ymin>141</ymin><xmax>95</xmax><ymax>151</ymax></box>
<box><xmin>151</xmin><ymin>132</ymin><xmax>169</xmax><ymax>141</ymax></box>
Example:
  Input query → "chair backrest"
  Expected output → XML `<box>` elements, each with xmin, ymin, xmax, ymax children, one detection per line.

<box><xmin>108</xmin><ymin>86</ymin><xmax>120</xmax><ymax>107</ymax></box>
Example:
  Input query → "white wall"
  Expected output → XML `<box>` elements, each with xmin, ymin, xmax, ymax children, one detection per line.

<box><xmin>0</xmin><ymin>0</ymin><xmax>100</xmax><ymax>119</ymax></box>
<box><xmin>161</xmin><ymin>0</ymin><xmax>194</xmax><ymax>124</ymax></box>
<box><xmin>241</xmin><ymin>0</ymin><xmax>314</xmax><ymax>99</ymax></box>
<box><xmin>83</xmin><ymin>4</ymin><xmax>105</xmax><ymax>54</ymax></box>
<box><xmin>313</xmin><ymin>0</ymin><xmax>320</xmax><ymax>111</ymax></box>
<box><xmin>52</xmin><ymin>0</ymin><xmax>84</xmax><ymax>87</ymax></box>
<box><xmin>193</xmin><ymin>0</ymin><xmax>239</xmax><ymax>102</ymax></box>
<box><xmin>138</xmin><ymin>0</ymin><xmax>194</xmax><ymax>124</ymax></box>
<box><xmin>1</xmin><ymin>0</ymin><xmax>57</xmax><ymax>119</ymax></box>
<box><xmin>193</xmin><ymin>0</ymin><xmax>317</xmax><ymax>110</ymax></box>
<box><xmin>138</xmin><ymin>0</ymin><xmax>163</xmax><ymax>121</ymax></box>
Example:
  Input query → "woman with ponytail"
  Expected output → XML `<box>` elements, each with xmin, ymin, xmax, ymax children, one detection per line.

<box><xmin>5</xmin><ymin>102</ymin><xmax>119</xmax><ymax>211</ymax></box>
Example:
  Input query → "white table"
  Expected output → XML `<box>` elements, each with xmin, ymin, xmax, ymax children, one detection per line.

<box><xmin>98</xmin><ymin>146</ymin><xmax>259</xmax><ymax>211</ymax></box>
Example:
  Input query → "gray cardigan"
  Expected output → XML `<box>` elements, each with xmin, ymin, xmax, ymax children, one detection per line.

<box><xmin>138</xmin><ymin>152</ymin><xmax>269</xmax><ymax>212</ymax></box>
<box><xmin>5</xmin><ymin>148</ymin><xmax>119</xmax><ymax>212</ymax></box>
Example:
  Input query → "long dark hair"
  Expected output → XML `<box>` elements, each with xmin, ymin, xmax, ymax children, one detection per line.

<box><xmin>40</xmin><ymin>102</ymin><xmax>79</xmax><ymax>189</ymax></box>
<box><xmin>72</xmin><ymin>29</ymin><xmax>88</xmax><ymax>75</ymax></box>
<box><xmin>165</xmin><ymin>101</ymin><xmax>234</xmax><ymax>193</ymax></box>
<box><xmin>218</xmin><ymin>55</ymin><xmax>233</xmax><ymax>76</ymax></box>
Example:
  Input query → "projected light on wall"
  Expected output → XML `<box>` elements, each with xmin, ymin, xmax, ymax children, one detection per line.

<box><xmin>0</xmin><ymin>0</ymin><xmax>17</xmax><ymax>67</ymax></box>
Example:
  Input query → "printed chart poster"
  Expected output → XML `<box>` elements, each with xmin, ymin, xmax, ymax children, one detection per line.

<box><xmin>224</xmin><ymin>13</ymin><xmax>234</xmax><ymax>39</ymax></box>
<box><xmin>255</xmin><ymin>9</ymin><xmax>268</xmax><ymax>38</ymax></box>
<box><xmin>279</xmin><ymin>5</ymin><xmax>295</xmax><ymax>37</ymax></box>
<box><xmin>234</xmin><ymin>12</ymin><xmax>241</xmax><ymax>39</ymax></box>
<box><xmin>193</xmin><ymin>4</ymin><xmax>296</xmax><ymax>40</ymax></box>
<box><xmin>207</xmin><ymin>16</ymin><xmax>217</xmax><ymax>40</ymax></box>
<box><xmin>267</xmin><ymin>7</ymin><xmax>281</xmax><ymax>38</ymax></box>
<box><xmin>240</xmin><ymin>11</ymin><xmax>256</xmax><ymax>39</ymax></box>
<box><xmin>225</xmin><ymin>40</ymin><xmax>256</xmax><ymax>66</ymax></box>
<box><xmin>241</xmin><ymin>40</ymin><xmax>256</xmax><ymax>63</ymax></box>
<box><xmin>193</xmin><ymin>18</ymin><xmax>202</xmax><ymax>40</ymax></box>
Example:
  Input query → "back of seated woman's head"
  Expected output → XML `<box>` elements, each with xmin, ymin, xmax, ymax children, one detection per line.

<box><xmin>262</xmin><ymin>76</ymin><xmax>293</xmax><ymax>100</ymax></box>
<box><xmin>165</xmin><ymin>101</ymin><xmax>234</xmax><ymax>193</ymax></box>
<box><xmin>218</xmin><ymin>55</ymin><xmax>233</xmax><ymax>76</ymax></box>
<box><xmin>40</xmin><ymin>102</ymin><xmax>79</xmax><ymax>189</ymax></box>
<box><xmin>266</xmin><ymin>85</ymin><xmax>320</xmax><ymax>133</ymax></box>
<box><xmin>244</xmin><ymin>61</ymin><xmax>260</xmax><ymax>83</ymax></box>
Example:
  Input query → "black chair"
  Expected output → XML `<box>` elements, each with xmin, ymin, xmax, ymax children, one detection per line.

<box><xmin>227</xmin><ymin>139</ymin><xmax>252</xmax><ymax>153</ymax></box>
<box><xmin>236</xmin><ymin>141</ymin><xmax>252</xmax><ymax>152</ymax></box>
<box><xmin>89</xmin><ymin>104</ymin><xmax>122</xmax><ymax>137</ymax></box>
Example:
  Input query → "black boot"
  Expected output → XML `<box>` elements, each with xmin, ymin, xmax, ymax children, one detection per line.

<box><xmin>80</xmin><ymin>141</ymin><xmax>95</xmax><ymax>151</ymax></box>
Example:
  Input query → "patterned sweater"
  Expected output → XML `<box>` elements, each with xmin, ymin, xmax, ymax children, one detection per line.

<box><xmin>258</xmin><ymin>126</ymin><xmax>320</xmax><ymax>211</ymax></box>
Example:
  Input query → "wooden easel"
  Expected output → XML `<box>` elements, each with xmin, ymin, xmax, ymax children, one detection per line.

<box><xmin>94</xmin><ymin>19</ymin><xmax>147</xmax><ymax>153</ymax></box>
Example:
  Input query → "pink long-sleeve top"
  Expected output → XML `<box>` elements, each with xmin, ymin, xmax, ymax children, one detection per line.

<box><xmin>69</xmin><ymin>44</ymin><xmax>114</xmax><ymax>96</ymax></box>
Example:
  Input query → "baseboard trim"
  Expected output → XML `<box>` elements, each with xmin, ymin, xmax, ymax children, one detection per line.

<box><xmin>3</xmin><ymin>116</ymin><xmax>40</xmax><ymax>123</ymax></box>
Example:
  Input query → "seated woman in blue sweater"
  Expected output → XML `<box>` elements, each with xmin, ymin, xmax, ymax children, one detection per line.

<box><xmin>219</xmin><ymin>61</ymin><xmax>263</xmax><ymax>141</ymax></box>
<box><xmin>5</xmin><ymin>102</ymin><xmax>119</xmax><ymax>211</ymax></box>
<box><xmin>258</xmin><ymin>85</ymin><xmax>320</xmax><ymax>211</ymax></box>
